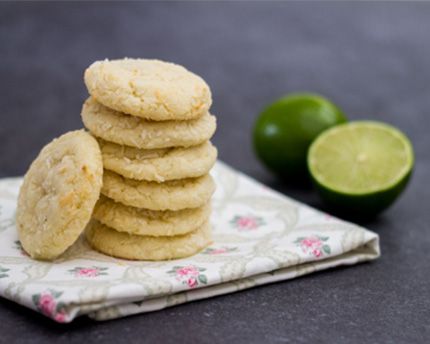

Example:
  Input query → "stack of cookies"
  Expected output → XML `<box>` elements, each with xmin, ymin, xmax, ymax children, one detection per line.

<box><xmin>81</xmin><ymin>59</ymin><xmax>217</xmax><ymax>260</ymax></box>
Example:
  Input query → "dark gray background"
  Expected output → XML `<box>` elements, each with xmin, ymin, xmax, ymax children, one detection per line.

<box><xmin>0</xmin><ymin>1</ymin><xmax>429</xmax><ymax>343</ymax></box>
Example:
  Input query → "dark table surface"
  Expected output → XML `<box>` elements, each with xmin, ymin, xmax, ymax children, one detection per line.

<box><xmin>0</xmin><ymin>2</ymin><xmax>429</xmax><ymax>343</ymax></box>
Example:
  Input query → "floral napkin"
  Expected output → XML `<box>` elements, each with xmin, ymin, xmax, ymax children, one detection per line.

<box><xmin>0</xmin><ymin>161</ymin><xmax>379</xmax><ymax>323</ymax></box>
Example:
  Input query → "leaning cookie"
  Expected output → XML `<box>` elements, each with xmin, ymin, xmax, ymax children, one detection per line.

<box><xmin>86</xmin><ymin>219</ymin><xmax>212</xmax><ymax>261</ymax></box>
<box><xmin>16</xmin><ymin>130</ymin><xmax>103</xmax><ymax>260</ymax></box>
<box><xmin>98</xmin><ymin>139</ymin><xmax>217</xmax><ymax>182</ymax></box>
<box><xmin>93</xmin><ymin>195</ymin><xmax>211</xmax><ymax>236</ymax></box>
<box><xmin>81</xmin><ymin>97</ymin><xmax>216</xmax><ymax>149</ymax></box>
<box><xmin>101</xmin><ymin>170</ymin><xmax>215</xmax><ymax>211</ymax></box>
<box><xmin>84</xmin><ymin>58</ymin><xmax>212</xmax><ymax>121</ymax></box>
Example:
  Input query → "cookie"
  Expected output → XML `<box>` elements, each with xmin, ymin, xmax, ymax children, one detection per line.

<box><xmin>85</xmin><ymin>219</ymin><xmax>212</xmax><ymax>260</ymax></box>
<box><xmin>93</xmin><ymin>195</ymin><xmax>211</xmax><ymax>236</ymax></box>
<box><xmin>16</xmin><ymin>130</ymin><xmax>103</xmax><ymax>260</ymax></box>
<box><xmin>84</xmin><ymin>58</ymin><xmax>212</xmax><ymax>121</ymax></box>
<box><xmin>101</xmin><ymin>170</ymin><xmax>215</xmax><ymax>211</ymax></box>
<box><xmin>81</xmin><ymin>97</ymin><xmax>216</xmax><ymax>149</ymax></box>
<box><xmin>99</xmin><ymin>138</ymin><xmax>217</xmax><ymax>182</ymax></box>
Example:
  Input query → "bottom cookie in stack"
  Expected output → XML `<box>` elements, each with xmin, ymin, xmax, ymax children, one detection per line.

<box><xmin>86</xmin><ymin>218</ymin><xmax>212</xmax><ymax>261</ymax></box>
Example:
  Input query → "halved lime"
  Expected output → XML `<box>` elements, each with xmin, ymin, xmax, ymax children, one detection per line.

<box><xmin>308</xmin><ymin>121</ymin><xmax>414</xmax><ymax>217</ymax></box>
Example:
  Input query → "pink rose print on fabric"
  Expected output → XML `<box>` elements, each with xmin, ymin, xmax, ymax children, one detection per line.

<box><xmin>68</xmin><ymin>266</ymin><xmax>108</xmax><ymax>278</ymax></box>
<box><xmin>39</xmin><ymin>293</ymin><xmax>56</xmax><ymax>315</ymax></box>
<box><xmin>167</xmin><ymin>265</ymin><xmax>208</xmax><ymax>288</ymax></box>
<box><xmin>202</xmin><ymin>246</ymin><xmax>238</xmax><ymax>255</ymax></box>
<box><xmin>176</xmin><ymin>266</ymin><xmax>200</xmax><ymax>277</ymax></box>
<box><xmin>32</xmin><ymin>290</ymin><xmax>68</xmax><ymax>323</ymax></box>
<box><xmin>54</xmin><ymin>312</ymin><xmax>67</xmax><ymax>323</ymax></box>
<box><xmin>294</xmin><ymin>235</ymin><xmax>331</xmax><ymax>258</ymax></box>
<box><xmin>187</xmin><ymin>277</ymin><xmax>198</xmax><ymax>288</ymax></box>
<box><xmin>230</xmin><ymin>215</ymin><xmax>265</xmax><ymax>231</ymax></box>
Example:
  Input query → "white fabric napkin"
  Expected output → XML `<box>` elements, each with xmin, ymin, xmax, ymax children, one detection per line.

<box><xmin>0</xmin><ymin>161</ymin><xmax>379</xmax><ymax>322</ymax></box>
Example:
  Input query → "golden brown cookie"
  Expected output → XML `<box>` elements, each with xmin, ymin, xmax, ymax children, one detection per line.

<box><xmin>85</xmin><ymin>219</ymin><xmax>212</xmax><ymax>260</ymax></box>
<box><xmin>81</xmin><ymin>97</ymin><xmax>216</xmax><ymax>149</ymax></box>
<box><xmin>98</xmin><ymin>139</ymin><xmax>217</xmax><ymax>182</ymax></box>
<box><xmin>16</xmin><ymin>130</ymin><xmax>103</xmax><ymax>260</ymax></box>
<box><xmin>84</xmin><ymin>58</ymin><xmax>212</xmax><ymax>121</ymax></box>
<box><xmin>93</xmin><ymin>195</ymin><xmax>211</xmax><ymax>236</ymax></box>
<box><xmin>101</xmin><ymin>170</ymin><xmax>215</xmax><ymax>211</ymax></box>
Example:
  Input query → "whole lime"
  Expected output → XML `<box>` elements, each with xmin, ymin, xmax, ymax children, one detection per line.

<box><xmin>253</xmin><ymin>93</ymin><xmax>347</xmax><ymax>179</ymax></box>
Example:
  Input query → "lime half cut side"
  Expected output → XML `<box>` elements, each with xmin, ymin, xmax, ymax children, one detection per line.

<box><xmin>308</xmin><ymin>121</ymin><xmax>414</xmax><ymax>218</ymax></box>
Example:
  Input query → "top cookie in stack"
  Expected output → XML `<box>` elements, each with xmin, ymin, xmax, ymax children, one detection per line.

<box><xmin>84</xmin><ymin>59</ymin><xmax>211</xmax><ymax>121</ymax></box>
<box><xmin>81</xmin><ymin>59</ymin><xmax>217</xmax><ymax>260</ymax></box>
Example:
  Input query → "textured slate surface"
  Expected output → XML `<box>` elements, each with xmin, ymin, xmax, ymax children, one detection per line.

<box><xmin>0</xmin><ymin>2</ymin><xmax>429</xmax><ymax>343</ymax></box>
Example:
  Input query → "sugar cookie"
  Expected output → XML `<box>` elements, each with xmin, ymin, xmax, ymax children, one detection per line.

<box><xmin>99</xmin><ymin>139</ymin><xmax>217</xmax><ymax>182</ymax></box>
<box><xmin>16</xmin><ymin>130</ymin><xmax>103</xmax><ymax>260</ymax></box>
<box><xmin>84</xmin><ymin>58</ymin><xmax>212</xmax><ymax>121</ymax></box>
<box><xmin>86</xmin><ymin>219</ymin><xmax>212</xmax><ymax>260</ymax></box>
<box><xmin>93</xmin><ymin>195</ymin><xmax>211</xmax><ymax>236</ymax></box>
<box><xmin>101</xmin><ymin>170</ymin><xmax>215</xmax><ymax>211</ymax></box>
<box><xmin>81</xmin><ymin>97</ymin><xmax>216</xmax><ymax>149</ymax></box>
